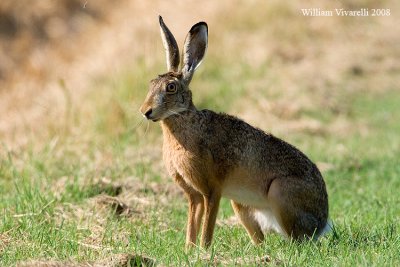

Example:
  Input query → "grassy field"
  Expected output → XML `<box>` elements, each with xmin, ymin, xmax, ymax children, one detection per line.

<box><xmin>1</xmin><ymin>85</ymin><xmax>399</xmax><ymax>266</ymax></box>
<box><xmin>1</xmin><ymin>1</ymin><xmax>400</xmax><ymax>266</ymax></box>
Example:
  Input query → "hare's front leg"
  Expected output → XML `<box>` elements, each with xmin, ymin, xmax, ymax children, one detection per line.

<box><xmin>186</xmin><ymin>193</ymin><xmax>204</xmax><ymax>247</ymax></box>
<box><xmin>173</xmin><ymin>173</ymin><xmax>204</xmax><ymax>248</ymax></box>
<box><xmin>201</xmin><ymin>190</ymin><xmax>221</xmax><ymax>248</ymax></box>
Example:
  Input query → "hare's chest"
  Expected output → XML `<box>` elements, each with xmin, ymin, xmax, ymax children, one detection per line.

<box><xmin>163</xmin><ymin>141</ymin><xmax>210</xmax><ymax>194</ymax></box>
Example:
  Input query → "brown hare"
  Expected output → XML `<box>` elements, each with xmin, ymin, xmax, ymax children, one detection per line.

<box><xmin>140</xmin><ymin>16</ymin><xmax>330</xmax><ymax>248</ymax></box>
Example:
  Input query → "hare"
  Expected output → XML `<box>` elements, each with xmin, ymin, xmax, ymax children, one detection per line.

<box><xmin>140</xmin><ymin>16</ymin><xmax>330</xmax><ymax>248</ymax></box>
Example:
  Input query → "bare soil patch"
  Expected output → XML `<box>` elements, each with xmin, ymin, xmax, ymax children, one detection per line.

<box><xmin>17</xmin><ymin>253</ymin><xmax>157</xmax><ymax>267</ymax></box>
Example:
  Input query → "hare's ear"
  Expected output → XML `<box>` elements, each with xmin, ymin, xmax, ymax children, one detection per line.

<box><xmin>159</xmin><ymin>16</ymin><xmax>180</xmax><ymax>72</ymax></box>
<box><xmin>181</xmin><ymin>22</ymin><xmax>208</xmax><ymax>84</ymax></box>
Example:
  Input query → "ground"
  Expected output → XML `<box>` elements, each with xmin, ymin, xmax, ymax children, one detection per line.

<box><xmin>1</xmin><ymin>0</ymin><xmax>400</xmax><ymax>266</ymax></box>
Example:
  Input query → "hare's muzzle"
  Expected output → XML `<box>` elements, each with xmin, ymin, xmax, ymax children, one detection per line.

<box><xmin>140</xmin><ymin>106</ymin><xmax>153</xmax><ymax>119</ymax></box>
<box><xmin>140</xmin><ymin>104</ymin><xmax>153</xmax><ymax>120</ymax></box>
<box><xmin>143</xmin><ymin>108</ymin><xmax>153</xmax><ymax>119</ymax></box>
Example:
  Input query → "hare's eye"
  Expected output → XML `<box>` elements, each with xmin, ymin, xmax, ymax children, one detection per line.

<box><xmin>166</xmin><ymin>83</ymin><xmax>177</xmax><ymax>94</ymax></box>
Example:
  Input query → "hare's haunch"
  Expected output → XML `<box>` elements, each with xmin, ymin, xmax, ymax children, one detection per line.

<box><xmin>140</xmin><ymin>16</ymin><xmax>330</xmax><ymax>248</ymax></box>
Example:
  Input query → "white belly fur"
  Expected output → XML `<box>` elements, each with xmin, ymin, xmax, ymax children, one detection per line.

<box><xmin>254</xmin><ymin>209</ymin><xmax>333</xmax><ymax>239</ymax></box>
<box><xmin>253</xmin><ymin>208</ymin><xmax>287</xmax><ymax>236</ymax></box>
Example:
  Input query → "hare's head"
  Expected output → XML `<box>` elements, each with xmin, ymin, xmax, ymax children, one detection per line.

<box><xmin>140</xmin><ymin>16</ymin><xmax>208</xmax><ymax>121</ymax></box>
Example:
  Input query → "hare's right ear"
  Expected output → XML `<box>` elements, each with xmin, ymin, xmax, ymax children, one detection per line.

<box><xmin>181</xmin><ymin>22</ymin><xmax>208</xmax><ymax>84</ymax></box>
<box><xmin>159</xmin><ymin>16</ymin><xmax>180</xmax><ymax>72</ymax></box>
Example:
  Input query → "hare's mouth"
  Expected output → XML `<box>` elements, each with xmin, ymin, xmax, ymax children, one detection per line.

<box><xmin>148</xmin><ymin>113</ymin><xmax>162</xmax><ymax>122</ymax></box>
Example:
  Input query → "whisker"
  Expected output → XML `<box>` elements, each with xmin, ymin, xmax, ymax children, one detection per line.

<box><xmin>144</xmin><ymin>120</ymin><xmax>150</xmax><ymax>136</ymax></box>
<box><xmin>127</xmin><ymin>117</ymin><xmax>146</xmax><ymax>133</ymax></box>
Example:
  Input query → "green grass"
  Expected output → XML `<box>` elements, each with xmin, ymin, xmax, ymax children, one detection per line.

<box><xmin>1</xmin><ymin>45</ymin><xmax>400</xmax><ymax>267</ymax></box>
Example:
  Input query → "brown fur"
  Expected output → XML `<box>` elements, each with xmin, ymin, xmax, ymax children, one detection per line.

<box><xmin>139</xmin><ymin>17</ymin><xmax>329</xmax><ymax>248</ymax></box>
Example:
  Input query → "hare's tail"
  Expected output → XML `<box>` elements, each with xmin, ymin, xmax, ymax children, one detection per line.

<box><xmin>314</xmin><ymin>219</ymin><xmax>333</xmax><ymax>240</ymax></box>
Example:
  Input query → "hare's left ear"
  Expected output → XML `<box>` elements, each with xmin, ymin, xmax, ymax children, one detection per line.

<box><xmin>181</xmin><ymin>22</ymin><xmax>208</xmax><ymax>84</ymax></box>
<box><xmin>159</xmin><ymin>16</ymin><xmax>180</xmax><ymax>72</ymax></box>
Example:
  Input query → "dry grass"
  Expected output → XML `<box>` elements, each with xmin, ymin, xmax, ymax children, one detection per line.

<box><xmin>1</xmin><ymin>0</ymin><xmax>399</xmax><ymax>149</ymax></box>
<box><xmin>17</xmin><ymin>253</ymin><xmax>157</xmax><ymax>267</ymax></box>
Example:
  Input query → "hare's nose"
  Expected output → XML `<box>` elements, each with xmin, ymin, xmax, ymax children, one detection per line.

<box><xmin>143</xmin><ymin>108</ymin><xmax>153</xmax><ymax>119</ymax></box>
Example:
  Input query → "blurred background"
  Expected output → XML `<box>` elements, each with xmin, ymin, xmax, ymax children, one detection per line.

<box><xmin>1</xmin><ymin>0</ymin><xmax>398</xmax><ymax>150</ymax></box>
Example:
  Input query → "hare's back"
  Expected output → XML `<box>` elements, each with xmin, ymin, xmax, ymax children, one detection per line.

<box><xmin>200</xmin><ymin>110</ymin><xmax>320</xmax><ymax>178</ymax></box>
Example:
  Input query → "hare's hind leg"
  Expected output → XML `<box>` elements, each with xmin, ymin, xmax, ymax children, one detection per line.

<box><xmin>268</xmin><ymin>177</ymin><xmax>326</xmax><ymax>240</ymax></box>
<box><xmin>231</xmin><ymin>201</ymin><xmax>264</xmax><ymax>244</ymax></box>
